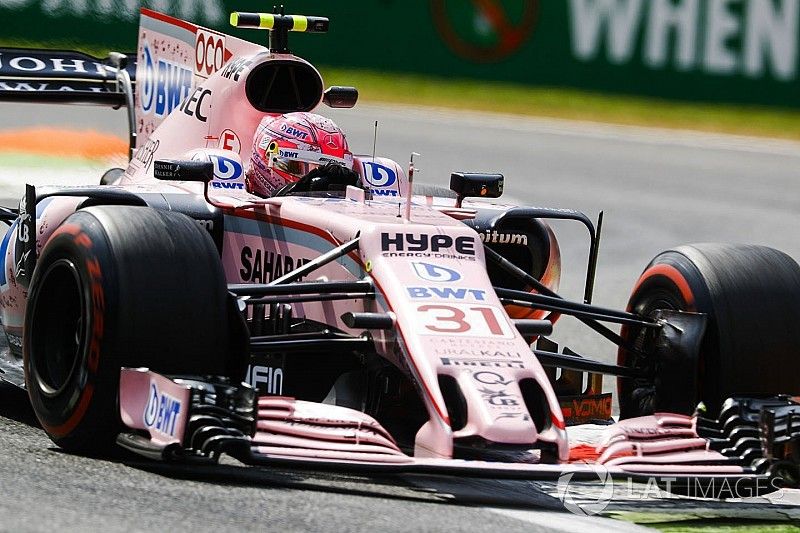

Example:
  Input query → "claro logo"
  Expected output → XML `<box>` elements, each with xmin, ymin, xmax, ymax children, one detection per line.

<box><xmin>195</xmin><ymin>29</ymin><xmax>229</xmax><ymax>77</ymax></box>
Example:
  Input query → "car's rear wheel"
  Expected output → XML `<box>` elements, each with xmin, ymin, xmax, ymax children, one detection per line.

<box><xmin>618</xmin><ymin>243</ymin><xmax>800</xmax><ymax>418</ymax></box>
<box><xmin>24</xmin><ymin>205</ymin><xmax>233</xmax><ymax>454</ymax></box>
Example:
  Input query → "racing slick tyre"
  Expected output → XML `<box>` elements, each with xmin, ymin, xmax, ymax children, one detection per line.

<box><xmin>23</xmin><ymin>206</ymin><xmax>231</xmax><ymax>454</ymax></box>
<box><xmin>618</xmin><ymin>243</ymin><xmax>800</xmax><ymax>418</ymax></box>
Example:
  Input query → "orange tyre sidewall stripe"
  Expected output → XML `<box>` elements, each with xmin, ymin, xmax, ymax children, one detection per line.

<box><xmin>618</xmin><ymin>262</ymin><xmax>697</xmax><ymax>375</ymax></box>
<box><xmin>632</xmin><ymin>263</ymin><xmax>696</xmax><ymax>310</ymax></box>
<box><xmin>26</xmin><ymin>224</ymin><xmax>101</xmax><ymax>438</ymax></box>
<box><xmin>41</xmin><ymin>384</ymin><xmax>95</xmax><ymax>437</ymax></box>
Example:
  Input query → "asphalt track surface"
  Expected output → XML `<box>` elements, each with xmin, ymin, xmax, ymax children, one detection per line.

<box><xmin>0</xmin><ymin>101</ymin><xmax>799</xmax><ymax>532</ymax></box>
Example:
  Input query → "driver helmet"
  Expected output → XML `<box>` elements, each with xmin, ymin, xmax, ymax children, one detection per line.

<box><xmin>246</xmin><ymin>112</ymin><xmax>353</xmax><ymax>197</ymax></box>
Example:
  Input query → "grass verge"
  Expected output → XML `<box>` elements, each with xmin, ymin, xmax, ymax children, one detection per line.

<box><xmin>648</xmin><ymin>519</ymin><xmax>799</xmax><ymax>533</ymax></box>
<box><xmin>610</xmin><ymin>512</ymin><xmax>800</xmax><ymax>532</ymax></box>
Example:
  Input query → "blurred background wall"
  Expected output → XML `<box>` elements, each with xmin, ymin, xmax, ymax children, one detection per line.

<box><xmin>0</xmin><ymin>0</ymin><xmax>797</xmax><ymax>108</ymax></box>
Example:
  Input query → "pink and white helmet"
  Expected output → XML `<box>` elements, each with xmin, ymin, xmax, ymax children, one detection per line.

<box><xmin>246</xmin><ymin>112</ymin><xmax>353</xmax><ymax>197</ymax></box>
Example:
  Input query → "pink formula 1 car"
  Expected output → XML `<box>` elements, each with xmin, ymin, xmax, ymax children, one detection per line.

<box><xmin>0</xmin><ymin>8</ymin><xmax>799</xmax><ymax>496</ymax></box>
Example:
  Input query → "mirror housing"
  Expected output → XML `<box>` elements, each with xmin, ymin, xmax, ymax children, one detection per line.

<box><xmin>323</xmin><ymin>86</ymin><xmax>358</xmax><ymax>108</ymax></box>
<box><xmin>449</xmin><ymin>172</ymin><xmax>504</xmax><ymax>207</ymax></box>
<box><xmin>153</xmin><ymin>159</ymin><xmax>213</xmax><ymax>183</ymax></box>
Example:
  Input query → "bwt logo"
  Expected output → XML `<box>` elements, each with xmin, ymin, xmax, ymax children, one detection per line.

<box><xmin>212</xmin><ymin>182</ymin><xmax>244</xmax><ymax>190</ymax></box>
<box><xmin>362</xmin><ymin>161</ymin><xmax>397</xmax><ymax>188</ymax></box>
<box><xmin>407</xmin><ymin>287</ymin><xmax>487</xmax><ymax>301</ymax></box>
<box><xmin>143</xmin><ymin>382</ymin><xmax>183</xmax><ymax>438</ymax></box>
<box><xmin>280</xmin><ymin>124</ymin><xmax>309</xmax><ymax>140</ymax></box>
<box><xmin>208</xmin><ymin>155</ymin><xmax>242</xmax><ymax>180</ymax></box>
<box><xmin>140</xmin><ymin>42</ymin><xmax>193</xmax><ymax>118</ymax></box>
<box><xmin>412</xmin><ymin>262</ymin><xmax>462</xmax><ymax>282</ymax></box>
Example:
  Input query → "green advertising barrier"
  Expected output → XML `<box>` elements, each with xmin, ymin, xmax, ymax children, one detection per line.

<box><xmin>0</xmin><ymin>0</ymin><xmax>798</xmax><ymax>108</ymax></box>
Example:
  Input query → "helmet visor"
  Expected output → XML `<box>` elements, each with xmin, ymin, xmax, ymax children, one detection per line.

<box><xmin>273</xmin><ymin>157</ymin><xmax>316</xmax><ymax>180</ymax></box>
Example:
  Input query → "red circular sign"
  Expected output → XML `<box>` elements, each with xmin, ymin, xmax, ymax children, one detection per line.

<box><xmin>431</xmin><ymin>0</ymin><xmax>539</xmax><ymax>63</ymax></box>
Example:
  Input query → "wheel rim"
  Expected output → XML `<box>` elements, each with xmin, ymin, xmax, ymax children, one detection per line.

<box><xmin>622</xmin><ymin>288</ymin><xmax>683</xmax><ymax>417</ymax></box>
<box><xmin>29</xmin><ymin>259</ymin><xmax>88</xmax><ymax>398</ymax></box>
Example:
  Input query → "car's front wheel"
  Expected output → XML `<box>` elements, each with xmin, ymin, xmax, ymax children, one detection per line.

<box><xmin>618</xmin><ymin>243</ymin><xmax>800</xmax><ymax>418</ymax></box>
<box><xmin>24</xmin><ymin>205</ymin><xmax>233</xmax><ymax>454</ymax></box>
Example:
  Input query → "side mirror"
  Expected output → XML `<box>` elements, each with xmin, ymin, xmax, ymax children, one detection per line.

<box><xmin>449</xmin><ymin>172</ymin><xmax>503</xmax><ymax>207</ymax></box>
<box><xmin>323</xmin><ymin>86</ymin><xmax>358</xmax><ymax>108</ymax></box>
<box><xmin>153</xmin><ymin>159</ymin><xmax>213</xmax><ymax>183</ymax></box>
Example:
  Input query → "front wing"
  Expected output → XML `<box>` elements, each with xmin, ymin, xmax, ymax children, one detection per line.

<box><xmin>118</xmin><ymin>369</ymin><xmax>799</xmax><ymax>497</ymax></box>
